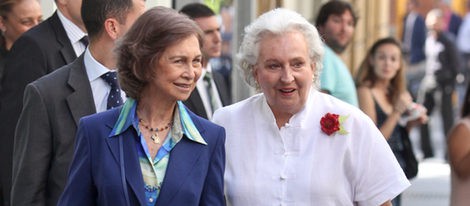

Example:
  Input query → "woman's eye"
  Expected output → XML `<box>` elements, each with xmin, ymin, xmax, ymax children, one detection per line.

<box><xmin>193</xmin><ymin>58</ymin><xmax>202</xmax><ymax>64</ymax></box>
<box><xmin>192</xmin><ymin>58</ymin><xmax>202</xmax><ymax>67</ymax></box>
<box><xmin>292</xmin><ymin>62</ymin><xmax>304</xmax><ymax>69</ymax></box>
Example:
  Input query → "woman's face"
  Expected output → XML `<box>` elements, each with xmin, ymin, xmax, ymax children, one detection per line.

<box><xmin>0</xmin><ymin>0</ymin><xmax>42</xmax><ymax>49</ymax></box>
<box><xmin>370</xmin><ymin>43</ymin><xmax>402</xmax><ymax>81</ymax></box>
<box><xmin>148</xmin><ymin>35</ymin><xmax>202</xmax><ymax>102</ymax></box>
<box><xmin>254</xmin><ymin>31</ymin><xmax>315</xmax><ymax>116</ymax></box>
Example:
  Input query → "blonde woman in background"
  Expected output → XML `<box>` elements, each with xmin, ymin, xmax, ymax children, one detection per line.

<box><xmin>0</xmin><ymin>0</ymin><xmax>42</xmax><ymax>81</ymax></box>
<box><xmin>0</xmin><ymin>0</ymin><xmax>42</xmax><ymax>50</ymax></box>
<box><xmin>0</xmin><ymin>0</ymin><xmax>41</xmax><ymax>205</ymax></box>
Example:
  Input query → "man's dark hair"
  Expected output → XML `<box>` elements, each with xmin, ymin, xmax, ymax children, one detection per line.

<box><xmin>315</xmin><ymin>1</ymin><xmax>358</xmax><ymax>27</ymax></box>
<box><xmin>179</xmin><ymin>3</ymin><xmax>215</xmax><ymax>19</ymax></box>
<box><xmin>81</xmin><ymin>0</ymin><xmax>135</xmax><ymax>40</ymax></box>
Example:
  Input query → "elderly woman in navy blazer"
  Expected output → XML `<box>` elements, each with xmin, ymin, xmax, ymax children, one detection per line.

<box><xmin>58</xmin><ymin>7</ymin><xmax>226</xmax><ymax>206</ymax></box>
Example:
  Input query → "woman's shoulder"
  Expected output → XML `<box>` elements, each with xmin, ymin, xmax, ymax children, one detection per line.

<box><xmin>79</xmin><ymin>107</ymin><xmax>121</xmax><ymax>128</ymax></box>
<box><xmin>188</xmin><ymin>110</ymin><xmax>224</xmax><ymax>131</ymax></box>
<box><xmin>315</xmin><ymin>92</ymin><xmax>377</xmax><ymax>127</ymax></box>
<box><xmin>450</xmin><ymin>118</ymin><xmax>470</xmax><ymax>137</ymax></box>
<box><xmin>213</xmin><ymin>93</ymin><xmax>263</xmax><ymax>119</ymax></box>
<box><xmin>459</xmin><ymin>117</ymin><xmax>470</xmax><ymax>129</ymax></box>
<box><xmin>356</xmin><ymin>85</ymin><xmax>373</xmax><ymax>98</ymax></box>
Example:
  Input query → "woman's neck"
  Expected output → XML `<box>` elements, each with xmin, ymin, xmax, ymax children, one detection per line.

<box><xmin>271</xmin><ymin>109</ymin><xmax>294</xmax><ymax>129</ymax></box>
<box><xmin>373</xmin><ymin>79</ymin><xmax>390</xmax><ymax>91</ymax></box>
<box><xmin>137</xmin><ymin>95</ymin><xmax>175</xmax><ymax>126</ymax></box>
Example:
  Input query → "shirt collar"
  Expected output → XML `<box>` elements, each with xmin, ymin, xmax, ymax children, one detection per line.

<box><xmin>205</xmin><ymin>63</ymin><xmax>213</xmax><ymax>73</ymax></box>
<box><xmin>57</xmin><ymin>9</ymin><xmax>87</xmax><ymax>45</ymax></box>
<box><xmin>84</xmin><ymin>48</ymin><xmax>114</xmax><ymax>82</ymax></box>
<box><xmin>260</xmin><ymin>86</ymin><xmax>314</xmax><ymax>129</ymax></box>
<box><xmin>109</xmin><ymin>98</ymin><xmax>207</xmax><ymax>145</ymax></box>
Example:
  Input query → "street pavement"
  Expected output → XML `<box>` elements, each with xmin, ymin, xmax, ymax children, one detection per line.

<box><xmin>402</xmin><ymin>158</ymin><xmax>450</xmax><ymax>206</ymax></box>
<box><xmin>402</xmin><ymin>108</ymin><xmax>451</xmax><ymax>206</ymax></box>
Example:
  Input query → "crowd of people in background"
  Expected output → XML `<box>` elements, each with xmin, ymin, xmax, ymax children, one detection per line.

<box><xmin>0</xmin><ymin>0</ymin><xmax>469</xmax><ymax>205</ymax></box>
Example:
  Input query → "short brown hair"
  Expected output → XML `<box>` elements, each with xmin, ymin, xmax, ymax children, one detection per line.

<box><xmin>315</xmin><ymin>0</ymin><xmax>358</xmax><ymax>28</ymax></box>
<box><xmin>115</xmin><ymin>6</ymin><xmax>203</xmax><ymax>100</ymax></box>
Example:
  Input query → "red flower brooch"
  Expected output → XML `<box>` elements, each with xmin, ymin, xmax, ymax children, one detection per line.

<box><xmin>320</xmin><ymin>113</ymin><xmax>349</xmax><ymax>136</ymax></box>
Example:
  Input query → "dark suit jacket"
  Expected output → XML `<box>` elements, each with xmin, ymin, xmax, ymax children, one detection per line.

<box><xmin>402</xmin><ymin>13</ymin><xmax>427</xmax><ymax>64</ymax></box>
<box><xmin>0</xmin><ymin>12</ymin><xmax>77</xmax><ymax>206</ymax></box>
<box><xmin>11</xmin><ymin>55</ymin><xmax>95</xmax><ymax>206</ymax></box>
<box><xmin>58</xmin><ymin>106</ymin><xmax>226</xmax><ymax>206</ymax></box>
<box><xmin>447</xmin><ymin>12</ymin><xmax>462</xmax><ymax>38</ymax></box>
<box><xmin>434</xmin><ymin>32</ymin><xmax>461</xmax><ymax>87</ymax></box>
<box><xmin>184</xmin><ymin>71</ymin><xmax>231</xmax><ymax>119</ymax></box>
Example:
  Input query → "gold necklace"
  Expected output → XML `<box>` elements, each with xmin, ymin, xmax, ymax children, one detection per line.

<box><xmin>139</xmin><ymin>119</ymin><xmax>172</xmax><ymax>144</ymax></box>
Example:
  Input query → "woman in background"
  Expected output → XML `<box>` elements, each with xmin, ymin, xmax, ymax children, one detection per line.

<box><xmin>355</xmin><ymin>37</ymin><xmax>428</xmax><ymax>206</ymax></box>
<box><xmin>0</xmin><ymin>0</ymin><xmax>41</xmax><ymax>204</ymax></box>
<box><xmin>448</xmin><ymin>81</ymin><xmax>470</xmax><ymax>206</ymax></box>
<box><xmin>0</xmin><ymin>0</ymin><xmax>42</xmax><ymax>83</ymax></box>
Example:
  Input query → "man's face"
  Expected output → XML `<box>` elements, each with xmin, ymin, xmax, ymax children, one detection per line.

<box><xmin>194</xmin><ymin>16</ymin><xmax>222</xmax><ymax>61</ymax></box>
<box><xmin>116</xmin><ymin>0</ymin><xmax>146</xmax><ymax>38</ymax></box>
<box><xmin>319</xmin><ymin>10</ymin><xmax>355</xmax><ymax>54</ymax></box>
<box><xmin>59</xmin><ymin>0</ymin><xmax>84</xmax><ymax>30</ymax></box>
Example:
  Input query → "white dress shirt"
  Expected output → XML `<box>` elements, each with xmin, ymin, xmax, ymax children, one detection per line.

<box><xmin>195</xmin><ymin>64</ymin><xmax>223</xmax><ymax>119</ymax></box>
<box><xmin>84</xmin><ymin>48</ymin><xmax>126</xmax><ymax>112</ymax></box>
<box><xmin>403</xmin><ymin>12</ymin><xmax>418</xmax><ymax>52</ymax></box>
<box><xmin>425</xmin><ymin>34</ymin><xmax>444</xmax><ymax>76</ymax></box>
<box><xmin>57</xmin><ymin>10</ymin><xmax>87</xmax><ymax>56</ymax></box>
<box><xmin>457</xmin><ymin>13</ymin><xmax>470</xmax><ymax>53</ymax></box>
<box><xmin>213</xmin><ymin>88</ymin><xmax>410</xmax><ymax>206</ymax></box>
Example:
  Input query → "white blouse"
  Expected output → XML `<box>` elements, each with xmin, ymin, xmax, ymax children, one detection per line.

<box><xmin>213</xmin><ymin>89</ymin><xmax>410</xmax><ymax>206</ymax></box>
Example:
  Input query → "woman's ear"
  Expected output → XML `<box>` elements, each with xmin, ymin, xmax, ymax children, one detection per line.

<box><xmin>252</xmin><ymin>65</ymin><xmax>258</xmax><ymax>80</ymax></box>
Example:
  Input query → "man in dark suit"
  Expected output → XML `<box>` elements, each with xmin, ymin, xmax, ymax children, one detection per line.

<box><xmin>402</xmin><ymin>0</ymin><xmax>427</xmax><ymax>68</ymax></box>
<box><xmin>10</xmin><ymin>0</ymin><xmax>145</xmax><ymax>205</ymax></box>
<box><xmin>180</xmin><ymin>3</ymin><xmax>231</xmax><ymax>120</ymax></box>
<box><xmin>0</xmin><ymin>1</ymin><xmax>86</xmax><ymax>205</ymax></box>
<box><xmin>402</xmin><ymin>0</ymin><xmax>432</xmax><ymax>158</ymax></box>
<box><xmin>438</xmin><ymin>0</ymin><xmax>462</xmax><ymax>38</ymax></box>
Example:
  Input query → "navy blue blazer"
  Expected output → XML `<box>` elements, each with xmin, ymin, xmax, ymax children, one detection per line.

<box><xmin>447</xmin><ymin>12</ymin><xmax>462</xmax><ymax>38</ymax></box>
<box><xmin>402</xmin><ymin>13</ymin><xmax>427</xmax><ymax>64</ymax></box>
<box><xmin>58</xmin><ymin>107</ymin><xmax>226</xmax><ymax>206</ymax></box>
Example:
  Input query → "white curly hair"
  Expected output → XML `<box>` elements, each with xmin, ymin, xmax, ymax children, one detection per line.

<box><xmin>236</xmin><ymin>8</ymin><xmax>324</xmax><ymax>89</ymax></box>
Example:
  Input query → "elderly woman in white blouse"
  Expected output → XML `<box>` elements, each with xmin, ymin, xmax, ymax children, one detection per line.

<box><xmin>212</xmin><ymin>8</ymin><xmax>410</xmax><ymax>206</ymax></box>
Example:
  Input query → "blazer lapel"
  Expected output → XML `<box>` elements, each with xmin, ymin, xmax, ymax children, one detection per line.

<box><xmin>105</xmin><ymin>125</ymin><xmax>146</xmax><ymax>205</ymax></box>
<box><xmin>65</xmin><ymin>55</ymin><xmax>96</xmax><ymax>126</ymax></box>
<box><xmin>212</xmin><ymin>72</ymin><xmax>231</xmax><ymax>106</ymax></box>
<box><xmin>184</xmin><ymin>90</ymin><xmax>208</xmax><ymax>119</ymax></box>
<box><xmin>50</xmin><ymin>12</ymin><xmax>77</xmax><ymax>64</ymax></box>
<box><xmin>156</xmin><ymin>136</ymin><xmax>205</xmax><ymax>205</ymax></box>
